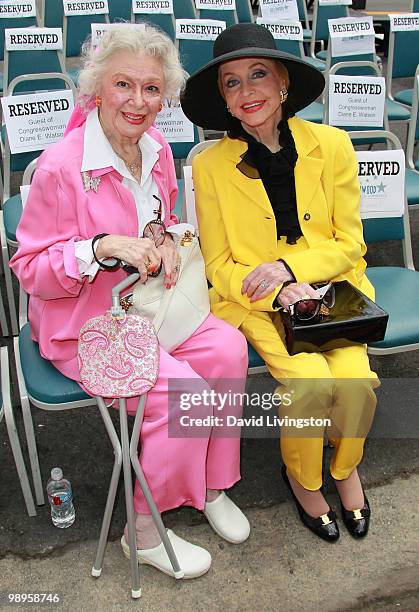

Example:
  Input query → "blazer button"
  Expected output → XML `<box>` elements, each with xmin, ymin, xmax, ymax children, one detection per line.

<box><xmin>304</xmin><ymin>213</ymin><xmax>311</xmax><ymax>221</ymax></box>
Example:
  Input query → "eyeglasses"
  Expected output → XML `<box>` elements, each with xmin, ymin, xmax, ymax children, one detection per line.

<box><xmin>288</xmin><ymin>283</ymin><xmax>335</xmax><ymax>322</ymax></box>
<box><xmin>122</xmin><ymin>195</ymin><xmax>166</xmax><ymax>276</ymax></box>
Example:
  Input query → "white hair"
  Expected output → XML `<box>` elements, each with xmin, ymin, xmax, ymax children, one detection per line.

<box><xmin>78</xmin><ymin>23</ymin><xmax>187</xmax><ymax>108</ymax></box>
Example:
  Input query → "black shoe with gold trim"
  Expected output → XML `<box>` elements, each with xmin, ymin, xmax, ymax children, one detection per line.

<box><xmin>281</xmin><ymin>465</ymin><xmax>340</xmax><ymax>543</ymax></box>
<box><xmin>340</xmin><ymin>496</ymin><xmax>370</xmax><ymax>538</ymax></box>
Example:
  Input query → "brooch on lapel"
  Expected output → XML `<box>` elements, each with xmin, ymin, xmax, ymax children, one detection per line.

<box><xmin>82</xmin><ymin>171</ymin><xmax>101</xmax><ymax>193</ymax></box>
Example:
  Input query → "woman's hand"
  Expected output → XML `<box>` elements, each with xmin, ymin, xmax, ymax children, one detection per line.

<box><xmin>96</xmin><ymin>235</ymin><xmax>161</xmax><ymax>284</ymax></box>
<box><xmin>276</xmin><ymin>282</ymin><xmax>318</xmax><ymax>310</ymax></box>
<box><xmin>157</xmin><ymin>233</ymin><xmax>181</xmax><ymax>288</ymax></box>
<box><xmin>242</xmin><ymin>262</ymin><xmax>294</xmax><ymax>303</ymax></box>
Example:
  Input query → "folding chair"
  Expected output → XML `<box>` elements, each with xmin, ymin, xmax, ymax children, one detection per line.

<box><xmin>386</xmin><ymin>24</ymin><xmax>419</xmax><ymax>107</ymax></box>
<box><xmin>132</xmin><ymin>9</ymin><xmax>175</xmax><ymax>40</ymax></box>
<box><xmin>185</xmin><ymin>140</ymin><xmax>268</xmax><ymax>373</ymax></box>
<box><xmin>0</xmin><ymin>1</ymin><xmax>38</xmax><ymax>91</ymax></box>
<box><xmin>176</xmin><ymin>24</ymin><xmax>220</xmax><ymax>76</ymax></box>
<box><xmin>324</xmin><ymin>59</ymin><xmax>408</xmax><ymax>134</ymax></box>
<box><xmin>270</xmin><ymin>26</ymin><xmax>325</xmax><ymax>71</ymax></box>
<box><xmin>63</xmin><ymin>6</ymin><xmax>109</xmax><ymax>82</ymax></box>
<box><xmin>1</xmin><ymin>345</ymin><xmax>36</xmax><ymax>515</ymax></box>
<box><xmin>198</xmin><ymin>8</ymin><xmax>238</xmax><ymax>28</ymax></box>
<box><xmin>43</xmin><ymin>0</ymin><xmax>64</xmax><ymax>28</ymax></box>
<box><xmin>1</xmin><ymin>73</ymin><xmax>76</xmax><ymax>335</ymax></box>
<box><xmin>406</xmin><ymin>66</ymin><xmax>419</xmax><ymax>209</ymax></box>
<box><xmin>107</xmin><ymin>0</ymin><xmax>132</xmax><ymax>22</ymax></box>
<box><xmin>0</xmin><ymin>257</ymin><xmax>9</xmax><ymax>335</ymax></box>
<box><xmin>309</xmin><ymin>0</ymin><xmax>349</xmax><ymax>60</ymax></box>
<box><xmin>296</xmin><ymin>0</ymin><xmax>312</xmax><ymax>43</ymax></box>
<box><xmin>174</xmin><ymin>0</ymin><xmax>197</xmax><ymax>19</ymax></box>
<box><xmin>348</xmin><ymin>130</ymin><xmax>419</xmax><ymax>355</ymax></box>
<box><xmin>236</xmin><ymin>0</ymin><xmax>254</xmax><ymax>23</ymax></box>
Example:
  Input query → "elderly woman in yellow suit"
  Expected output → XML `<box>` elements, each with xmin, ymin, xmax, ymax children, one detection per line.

<box><xmin>181</xmin><ymin>23</ymin><xmax>379</xmax><ymax>542</ymax></box>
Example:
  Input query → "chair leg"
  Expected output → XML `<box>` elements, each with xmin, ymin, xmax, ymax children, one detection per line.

<box><xmin>0</xmin><ymin>217</ymin><xmax>18</xmax><ymax>335</ymax></box>
<box><xmin>0</xmin><ymin>290</ymin><xmax>8</xmax><ymax>336</ymax></box>
<box><xmin>13</xmin><ymin>337</ymin><xmax>44</xmax><ymax>505</ymax></box>
<box><xmin>92</xmin><ymin>397</ymin><xmax>122</xmax><ymax>578</ymax></box>
<box><xmin>119</xmin><ymin>398</ymin><xmax>141</xmax><ymax>599</ymax></box>
<box><xmin>1</xmin><ymin>347</ymin><xmax>36</xmax><ymax>516</ymax></box>
<box><xmin>130</xmin><ymin>395</ymin><xmax>184</xmax><ymax>579</ymax></box>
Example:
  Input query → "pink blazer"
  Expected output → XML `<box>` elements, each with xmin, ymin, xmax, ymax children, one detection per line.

<box><xmin>10</xmin><ymin>124</ymin><xmax>179</xmax><ymax>381</ymax></box>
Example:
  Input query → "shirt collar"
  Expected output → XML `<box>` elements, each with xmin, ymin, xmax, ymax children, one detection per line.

<box><xmin>81</xmin><ymin>108</ymin><xmax>162</xmax><ymax>186</ymax></box>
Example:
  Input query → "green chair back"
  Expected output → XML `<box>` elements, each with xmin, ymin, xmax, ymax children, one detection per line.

<box><xmin>178</xmin><ymin>37</ymin><xmax>215</xmax><ymax>76</ymax></box>
<box><xmin>134</xmin><ymin>13</ymin><xmax>175</xmax><ymax>39</ymax></box>
<box><xmin>174</xmin><ymin>0</ymin><xmax>196</xmax><ymax>19</ymax></box>
<box><xmin>107</xmin><ymin>0</ymin><xmax>132</xmax><ymax>22</ymax></box>
<box><xmin>236</xmin><ymin>0</ymin><xmax>253</xmax><ymax>23</ymax></box>
<box><xmin>275</xmin><ymin>38</ymin><xmax>303</xmax><ymax>57</ymax></box>
<box><xmin>44</xmin><ymin>0</ymin><xmax>64</xmax><ymax>28</ymax></box>
<box><xmin>0</xmin><ymin>15</ymin><xmax>37</xmax><ymax>60</ymax></box>
<box><xmin>65</xmin><ymin>13</ymin><xmax>108</xmax><ymax>57</ymax></box>
<box><xmin>4</xmin><ymin>48</ymin><xmax>65</xmax><ymax>95</ymax></box>
<box><xmin>199</xmin><ymin>8</ymin><xmax>237</xmax><ymax>27</ymax></box>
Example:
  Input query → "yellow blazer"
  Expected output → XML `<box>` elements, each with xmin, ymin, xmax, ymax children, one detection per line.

<box><xmin>192</xmin><ymin>116</ymin><xmax>373</xmax><ymax>329</ymax></box>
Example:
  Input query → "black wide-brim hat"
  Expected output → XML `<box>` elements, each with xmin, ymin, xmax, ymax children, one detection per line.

<box><xmin>180</xmin><ymin>23</ymin><xmax>325</xmax><ymax>131</ymax></box>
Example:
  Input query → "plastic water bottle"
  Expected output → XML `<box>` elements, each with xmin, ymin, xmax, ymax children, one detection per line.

<box><xmin>46</xmin><ymin>467</ymin><xmax>75</xmax><ymax>528</ymax></box>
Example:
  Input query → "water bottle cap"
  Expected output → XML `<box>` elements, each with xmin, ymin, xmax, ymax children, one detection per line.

<box><xmin>51</xmin><ymin>467</ymin><xmax>63</xmax><ymax>481</ymax></box>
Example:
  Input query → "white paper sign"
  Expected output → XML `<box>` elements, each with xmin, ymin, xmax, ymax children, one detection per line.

<box><xmin>1</xmin><ymin>90</ymin><xmax>74</xmax><ymax>154</ymax></box>
<box><xmin>329</xmin><ymin>16</ymin><xmax>374</xmax><ymax>38</ymax></box>
<box><xmin>331</xmin><ymin>35</ymin><xmax>375</xmax><ymax>57</ymax></box>
<box><xmin>183</xmin><ymin>165</ymin><xmax>198</xmax><ymax>232</ymax></box>
<box><xmin>389</xmin><ymin>13</ymin><xmax>419</xmax><ymax>31</ymax></box>
<box><xmin>63</xmin><ymin>0</ymin><xmax>108</xmax><ymax>16</ymax></box>
<box><xmin>195</xmin><ymin>0</ymin><xmax>236</xmax><ymax>10</ymax></box>
<box><xmin>176</xmin><ymin>19</ymin><xmax>225</xmax><ymax>39</ymax></box>
<box><xmin>91</xmin><ymin>22</ymin><xmax>145</xmax><ymax>46</ymax></box>
<box><xmin>132</xmin><ymin>0</ymin><xmax>173</xmax><ymax>13</ymax></box>
<box><xmin>256</xmin><ymin>17</ymin><xmax>303</xmax><ymax>40</ymax></box>
<box><xmin>0</xmin><ymin>0</ymin><xmax>36</xmax><ymax>18</ymax></box>
<box><xmin>357</xmin><ymin>150</ymin><xmax>405</xmax><ymax>218</ymax></box>
<box><xmin>328</xmin><ymin>75</ymin><xmax>385</xmax><ymax>127</ymax></box>
<box><xmin>319</xmin><ymin>0</ymin><xmax>351</xmax><ymax>5</ymax></box>
<box><xmin>259</xmin><ymin>0</ymin><xmax>298</xmax><ymax>21</ymax></box>
<box><xmin>5</xmin><ymin>28</ymin><xmax>63</xmax><ymax>50</ymax></box>
<box><xmin>155</xmin><ymin>97</ymin><xmax>194</xmax><ymax>143</ymax></box>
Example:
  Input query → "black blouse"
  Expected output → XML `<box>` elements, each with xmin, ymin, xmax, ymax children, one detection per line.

<box><xmin>237</xmin><ymin>119</ymin><xmax>302</xmax><ymax>245</ymax></box>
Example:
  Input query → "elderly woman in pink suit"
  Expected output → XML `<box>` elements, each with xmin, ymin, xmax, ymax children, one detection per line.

<box><xmin>10</xmin><ymin>25</ymin><xmax>249</xmax><ymax>578</ymax></box>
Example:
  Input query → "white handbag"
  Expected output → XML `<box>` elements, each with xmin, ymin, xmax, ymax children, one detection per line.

<box><xmin>132</xmin><ymin>224</ymin><xmax>210</xmax><ymax>353</ymax></box>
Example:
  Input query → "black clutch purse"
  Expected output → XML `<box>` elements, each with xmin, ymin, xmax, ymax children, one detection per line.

<box><xmin>280</xmin><ymin>280</ymin><xmax>388</xmax><ymax>355</ymax></box>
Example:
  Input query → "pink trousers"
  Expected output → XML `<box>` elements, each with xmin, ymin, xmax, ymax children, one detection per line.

<box><xmin>124</xmin><ymin>314</ymin><xmax>249</xmax><ymax>514</ymax></box>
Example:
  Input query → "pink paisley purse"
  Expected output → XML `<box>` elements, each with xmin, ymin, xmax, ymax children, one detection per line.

<box><xmin>78</xmin><ymin>311</ymin><xmax>159</xmax><ymax>398</ymax></box>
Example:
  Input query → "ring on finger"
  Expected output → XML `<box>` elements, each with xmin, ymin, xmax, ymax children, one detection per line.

<box><xmin>259</xmin><ymin>279</ymin><xmax>269</xmax><ymax>290</ymax></box>
<box><xmin>174</xmin><ymin>263</ymin><xmax>180</xmax><ymax>272</ymax></box>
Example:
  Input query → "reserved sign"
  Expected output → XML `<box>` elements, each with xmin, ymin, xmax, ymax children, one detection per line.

<box><xmin>0</xmin><ymin>0</ymin><xmax>36</xmax><ymax>18</ymax></box>
<box><xmin>328</xmin><ymin>75</ymin><xmax>385</xmax><ymax>127</ymax></box>
<box><xmin>176</xmin><ymin>19</ymin><xmax>225</xmax><ymax>39</ymax></box>
<box><xmin>132</xmin><ymin>0</ymin><xmax>173</xmax><ymax>13</ymax></box>
<box><xmin>91</xmin><ymin>22</ymin><xmax>145</xmax><ymax>46</ymax></box>
<box><xmin>319</xmin><ymin>0</ymin><xmax>350</xmax><ymax>5</ymax></box>
<box><xmin>63</xmin><ymin>0</ymin><xmax>108</xmax><ymax>16</ymax></box>
<box><xmin>155</xmin><ymin>96</ymin><xmax>194</xmax><ymax>143</ymax></box>
<box><xmin>328</xmin><ymin>16</ymin><xmax>374</xmax><ymax>37</ymax></box>
<box><xmin>329</xmin><ymin>18</ymin><xmax>375</xmax><ymax>57</ymax></box>
<box><xmin>195</xmin><ymin>0</ymin><xmax>236</xmax><ymax>10</ymax></box>
<box><xmin>357</xmin><ymin>149</ymin><xmax>405</xmax><ymax>218</ymax></box>
<box><xmin>256</xmin><ymin>17</ymin><xmax>303</xmax><ymax>40</ymax></box>
<box><xmin>5</xmin><ymin>28</ymin><xmax>63</xmax><ymax>50</ymax></box>
<box><xmin>389</xmin><ymin>13</ymin><xmax>419</xmax><ymax>31</ymax></box>
<box><xmin>1</xmin><ymin>90</ymin><xmax>74</xmax><ymax>154</ymax></box>
<box><xmin>259</xmin><ymin>0</ymin><xmax>298</xmax><ymax>20</ymax></box>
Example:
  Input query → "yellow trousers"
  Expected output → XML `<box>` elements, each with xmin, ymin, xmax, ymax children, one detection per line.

<box><xmin>240</xmin><ymin>309</ymin><xmax>378</xmax><ymax>489</ymax></box>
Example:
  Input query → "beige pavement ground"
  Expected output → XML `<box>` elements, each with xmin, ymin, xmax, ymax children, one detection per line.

<box><xmin>1</xmin><ymin>473</ymin><xmax>418</xmax><ymax>612</ymax></box>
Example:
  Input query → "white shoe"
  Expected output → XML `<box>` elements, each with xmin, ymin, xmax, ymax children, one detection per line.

<box><xmin>120</xmin><ymin>529</ymin><xmax>211</xmax><ymax>579</ymax></box>
<box><xmin>204</xmin><ymin>492</ymin><xmax>250</xmax><ymax>544</ymax></box>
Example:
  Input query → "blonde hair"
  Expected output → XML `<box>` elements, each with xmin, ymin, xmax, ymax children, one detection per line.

<box><xmin>78</xmin><ymin>23</ymin><xmax>187</xmax><ymax>109</ymax></box>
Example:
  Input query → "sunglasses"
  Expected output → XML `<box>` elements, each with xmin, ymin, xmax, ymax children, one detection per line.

<box><xmin>122</xmin><ymin>195</ymin><xmax>166</xmax><ymax>276</ymax></box>
<box><xmin>288</xmin><ymin>283</ymin><xmax>335</xmax><ymax>322</ymax></box>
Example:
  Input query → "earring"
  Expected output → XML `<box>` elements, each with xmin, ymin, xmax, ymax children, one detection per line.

<box><xmin>279</xmin><ymin>89</ymin><xmax>288</xmax><ymax>104</ymax></box>
<box><xmin>227</xmin><ymin>105</ymin><xmax>235</xmax><ymax>117</ymax></box>
<box><xmin>95</xmin><ymin>95</ymin><xmax>102</xmax><ymax>108</ymax></box>
<box><xmin>159</xmin><ymin>102</ymin><xmax>163</xmax><ymax>112</ymax></box>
